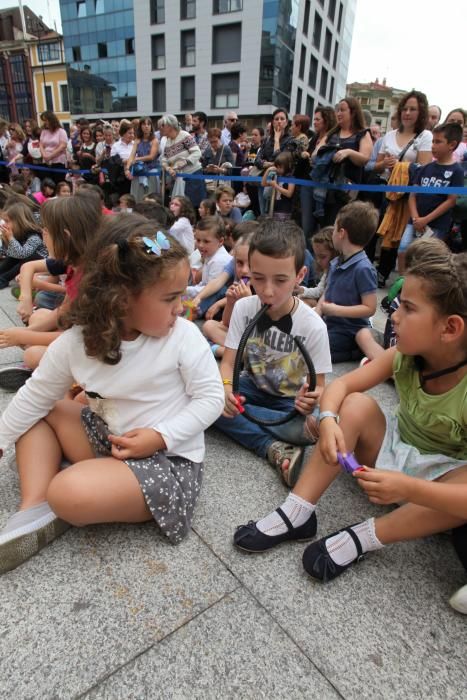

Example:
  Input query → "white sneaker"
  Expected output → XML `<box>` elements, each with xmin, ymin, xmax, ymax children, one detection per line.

<box><xmin>449</xmin><ymin>584</ymin><xmax>467</xmax><ymax>614</ymax></box>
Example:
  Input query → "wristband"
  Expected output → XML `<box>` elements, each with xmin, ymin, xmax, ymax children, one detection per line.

<box><xmin>318</xmin><ymin>411</ymin><xmax>339</xmax><ymax>424</ymax></box>
<box><xmin>222</xmin><ymin>378</ymin><xmax>232</xmax><ymax>386</ymax></box>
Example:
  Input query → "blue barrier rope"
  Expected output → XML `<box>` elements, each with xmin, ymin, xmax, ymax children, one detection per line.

<box><xmin>2</xmin><ymin>160</ymin><xmax>466</xmax><ymax>196</ymax></box>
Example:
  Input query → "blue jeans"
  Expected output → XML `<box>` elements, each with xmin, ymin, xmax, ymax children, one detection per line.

<box><xmin>399</xmin><ymin>223</ymin><xmax>444</xmax><ymax>252</ymax></box>
<box><xmin>214</xmin><ymin>374</ymin><xmax>313</xmax><ymax>458</ymax></box>
<box><xmin>327</xmin><ymin>325</ymin><xmax>363</xmax><ymax>363</ymax></box>
<box><xmin>300</xmin><ymin>186</ymin><xmax>318</xmax><ymax>242</ymax></box>
<box><xmin>34</xmin><ymin>290</ymin><xmax>65</xmax><ymax>310</ymax></box>
<box><xmin>198</xmin><ymin>286</ymin><xmax>227</xmax><ymax>318</ymax></box>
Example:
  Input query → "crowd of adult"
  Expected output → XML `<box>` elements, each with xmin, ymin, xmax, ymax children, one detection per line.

<box><xmin>0</xmin><ymin>93</ymin><xmax>466</xmax><ymax>274</ymax></box>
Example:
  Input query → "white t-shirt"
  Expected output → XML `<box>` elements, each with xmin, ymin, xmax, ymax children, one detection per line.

<box><xmin>226</xmin><ymin>296</ymin><xmax>332</xmax><ymax>397</ymax></box>
<box><xmin>380</xmin><ymin>129</ymin><xmax>432</xmax><ymax>163</ymax></box>
<box><xmin>0</xmin><ymin>320</ymin><xmax>224</xmax><ymax>463</ymax></box>
<box><xmin>170</xmin><ymin>217</ymin><xmax>194</xmax><ymax>254</ymax></box>
<box><xmin>186</xmin><ymin>245</ymin><xmax>232</xmax><ymax>296</ymax></box>
<box><xmin>110</xmin><ymin>139</ymin><xmax>134</xmax><ymax>162</ymax></box>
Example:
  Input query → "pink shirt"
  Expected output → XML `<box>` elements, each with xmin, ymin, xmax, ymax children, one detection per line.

<box><xmin>40</xmin><ymin>128</ymin><xmax>68</xmax><ymax>165</ymax></box>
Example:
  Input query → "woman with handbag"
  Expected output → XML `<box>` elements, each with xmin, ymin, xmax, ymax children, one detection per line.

<box><xmin>201</xmin><ymin>128</ymin><xmax>234</xmax><ymax>195</ymax></box>
<box><xmin>126</xmin><ymin>117</ymin><xmax>159</xmax><ymax>203</ymax></box>
<box><xmin>374</xmin><ymin>90</ymin><xmax>433</xmax><ymax>287</ymax></box>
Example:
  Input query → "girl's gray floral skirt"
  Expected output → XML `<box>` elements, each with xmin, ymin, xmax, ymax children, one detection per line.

<box><xmin>81</xmin><ymin>407</ymin><xmax>203</xmax><ymax>544</ymax></box>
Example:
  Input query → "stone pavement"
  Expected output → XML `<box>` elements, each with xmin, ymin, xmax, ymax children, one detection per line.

<box><xmin>0</xmin><ymin>286</ymin><xmax>465</xmax><ymax>700</ymax></box>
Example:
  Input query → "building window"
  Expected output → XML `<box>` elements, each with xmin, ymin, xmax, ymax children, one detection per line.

<box><xmin>308</xmin><ymin>55</ymin><xmax>318</xmax><ymax>89</ymax></box>
<box><xmin>306</xmin><ymin>95</ymin><xmax>314</xmax><ymax>117</ymax></box>
<box><xmin>212</xmin><ymin>23</ymin><xmax>241</xmax><ymax>63</ymax></box>
<box><xmin>212</xmin><ymin>72</ymin><xmax>239</xmax><ymax>109</ymax></box>
<box><xmin>77</xmin><ymin>1</ymin><xmax>86</xmax><ymax>17</ymax></box>
<box><xmin>125</xmin><ymin>38</ymin><xmax>135</xmax><ymax>55</ymax></box>
<box><xmin>95</xmin><ymin>0</ymin><xmax>104</xmax><ymax>13</ymax></box>
<box><xmin>44</xmin><ymin>84</ymin><xmax>53</xmax><ymax>111</ymax></box>
<box><xmin>181</xmin><ymin>29</ymin><xmax>195</xmax><ymax>67</ymax></box>
<box><xmin>213</xmin><ymin>0</ymin><xmax>242</xmax><ymax>13</ymax></box>
<box><xmin>8</xmin><ymin>54</ymin><xmax>34</xmax><ymax>123</ymax></box>
<box><xmin>181</xmin><ymin>0</ymin><xmax>196</xmax><ymax>19</ymax></box>
<box><xmin>298</xmin><ymin>45</ymin><xmax>306</xmax><ymax>80</ymax></box>
<box><xmin>324</xmin><ymin>29</ymin><xmax>332</xmax><ymax>61</ymax></box>
<box><xmin>152</xmin><ymin>78</ymin><xmax>166</xmax><ymax>112</ymax></box>
<box><xmin>328</xmin><ymin>0</ymin><xmax>336</xmax><ymax>22</ymax></box>
<box><xmin>72</xmin><ymin>46</ymin><xmax>81</xmax><ymax>61</ymax></box>
<box><xmin>38</xmin><ymin>42</ymin><xmax>61</xmax><ymax>62</ymax></box>
<box><xmin>60</xmin><ymin>84</ymin><xmax>69</xmax><ymax>112</ymax></box>
<box><xmin>312</xmin><ymin>12</ymin><xmax>322</xmax><ymax>50</ymax></box>
<box><xmin>329</xmin><ymin>76</ymin><xmax>335</xmax><ymax>102</ymax></box>
<box><xmin>337</xmin><ymin>2</ymin><xmax>343</xmax><ymax>31</ymax></box>
<box><xmin>302</xmin><ymin>0</ymin><xmax>310</xmax><ymax>35</ymax></box>
<box><xmin>181</xmin><ymin>76</ymin><xmax>195</xmax><ymax>110</ymax></box>
<box><xmin>98</xmin><ymin>42</ymin><xmax>107</xmax><ymax>58</ymax></box>
<box><xmin>333</xmin><ymin>41</ymin><xmax>339</xmax><ymax>69</ymax></box>
<box><xmin>360</xmin><ymin>96</ymin><xmax>369</xmax><ymax>105</ymax></box>
<box><xmin>150</xmin><ymin>0</ymin><xmax>165</xmax><ymax>24</ymax></box>
<box><xmin>296</xmin><ymin>87</ymin><xmax>302</xmax><ymax>115</ymax></box>
<box><xmin>319</xmin><ymin>67</ymin><xmax>328</xmax><ymax>98</ymax></box>
<box><xmin>151</xmin><ymin>34</ymin><xmax>165</xmax><ymax>70</ymax></box>
<box><xmin>378</xmin><ymin>98</ymin><xmax>385</xmax><ymax>110</ymax></box>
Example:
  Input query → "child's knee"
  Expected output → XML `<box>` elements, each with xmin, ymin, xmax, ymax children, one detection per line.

<box><xmin>23</xmin><ymin>345</ymin><xmax>45</xmax><ymax>370</ymax></box>
<box><xmin>339</xmin><ymin>392</ymin><xmax>377</xmax><ymax>423</ymax></box>
<box><xmin>47</xmin><ymin>471</ymin><xmax>89</xmax><ymax>526</ymax></box>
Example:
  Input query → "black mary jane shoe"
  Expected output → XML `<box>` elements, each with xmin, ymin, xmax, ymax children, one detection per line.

<box><xmin>233</xmin><ymin>509</ymin><xmax>317</xmax><ymax>553</ymax></box>
<box><xmin>302</xmin><ymin>526</ymin><xmax>364</xmax><ymax>582</ymax></box>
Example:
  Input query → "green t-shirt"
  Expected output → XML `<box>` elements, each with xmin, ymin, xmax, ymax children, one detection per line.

<box><xmin>394</xmin><ymin>352</ymin><xmax>467</xmax><ymax>460</ymax></box>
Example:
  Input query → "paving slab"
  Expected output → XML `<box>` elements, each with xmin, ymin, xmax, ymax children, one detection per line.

<box><xmin>193</xmin><ymin>428</ymin><xmax>467</xmax><ymax>700</ymax></box>
<box><xmin>83</xmin><ymin>588</ymin><xmax>340</xmax><ymax>700</ymax></box>
<box><xmin>0</xmin><ymin>510</ymin><xmax>238</xmax><ymax>699</ymax></box>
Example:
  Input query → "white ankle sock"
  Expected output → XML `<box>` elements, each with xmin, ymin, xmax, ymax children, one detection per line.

<box><xmin>256</xmin><ymin>494</ymin><xmax>315</xmax><ymax>536</ymax></box>
<box><xmin>324</xmin><ymin>518</ymin><xmax>383</xmax><ymax>566</ymax></box>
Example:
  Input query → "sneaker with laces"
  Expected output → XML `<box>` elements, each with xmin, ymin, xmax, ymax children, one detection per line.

<box><xmin>449</xmin><ymin>584</ymin><xmax>467</xmax><ymax>614</ymax></box>
<box><xmin>0</xmin><ymin>365</ymin><xmax>32</xmax><ymax>392</ymax></box>
<box><xmin>267</xmin><ymin>441</ymin><xmax>304</xmax><ymax>487</ymax></box>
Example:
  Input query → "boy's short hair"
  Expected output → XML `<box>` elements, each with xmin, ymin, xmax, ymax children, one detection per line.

<box><xmin>249</xmin><ymin>220</ymin><xmax>305</xmax><ymax>272</ymax></box>
<box><xmin>134</xmin><ymin>201</ymin><xmax>169</xmax><ymax>226</ymax></box>
<box><xmin>215</xmin><ymin>185</ymin><xmax>235</xmax><ymax>201</ymax></box>
<box><xmin>335</xmin><ymin>201</ymin><xmax>379</xmax><ymax>247</ymax></box>
<box><xmin>195</xmin><ymin>215</ymin><xmax>225</xmax><ymax>240</ymax></box>
<box><xmin>433</xmin><ymin>122</ymin><xmax>463</xmax><ymax>148</ymax></box>
<box><xmin>231</xmin><ymin>220</ymin><xmax>259</xmax><ymax>242</ymax></box>
<box><xmin>119</xmin><ymin>193</ymin><xmax>136</xmax><ymax>207</ymax></box>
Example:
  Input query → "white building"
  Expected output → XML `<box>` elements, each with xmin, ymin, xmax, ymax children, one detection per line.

<box><xmin>61</xmin><ymin>0</ymin><xmax>357</xmax><ymax>120</ymax></box>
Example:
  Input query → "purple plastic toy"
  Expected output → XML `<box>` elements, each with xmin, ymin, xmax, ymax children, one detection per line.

<box><xmin>337</xmin><ymin>451</ymin><xmax>362</xmax><ymax>474</ymax></box>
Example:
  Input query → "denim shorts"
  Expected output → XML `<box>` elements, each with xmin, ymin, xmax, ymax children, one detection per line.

<box><xmin>399</xmin><ymin>223</ymin><xmax>444</xmax><ymax>252</ymax></box>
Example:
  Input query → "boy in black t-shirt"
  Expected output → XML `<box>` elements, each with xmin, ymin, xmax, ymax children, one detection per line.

<box><xmin>398</xmin><ymin>122</ymin><xmax>464</xmax><ymax>271</ymax></box>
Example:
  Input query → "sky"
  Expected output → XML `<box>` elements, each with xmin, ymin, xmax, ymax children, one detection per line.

<box><xmin>0</xmin><ymin>0</ymin><xmax>463</xmax><ymax>118</ymax></box>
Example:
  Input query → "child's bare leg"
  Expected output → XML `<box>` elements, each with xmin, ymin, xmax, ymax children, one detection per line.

<box><xmin>16</xmin><ymin>399</ymin><xmax>94</xmax><ymax>509</ymax></box>
<box><xmin>47</xmin><ymin>458</ymin><xmax>152</xmax><ymax>526</ymax></box>
<box><xmin>375</xmin><ymin>465</ymin><xmax>467</xmax><ymax>544</ymax></box>
<box><xmin>23</xmin><ymin>345</ymin><xmax>46</xmax><ymax>370</ymax></box>
<box><xmin>294</xmin><ymin>392</ymin><xmax>386</xmax><ymax>503</ymax></box>
<box><xmin>27</xmin><ymin>308</ymin><xmax>57</xmax><ymax>331</ymax></box>
<box><xmin>355</xmin><ymin>328</ymin><xmax>385</xmax><ymax>361</ymax></box>
<box><xmin>203</xmin><ymin>319</ymin><xmax>228</xmax><ymax>346</ymax></box>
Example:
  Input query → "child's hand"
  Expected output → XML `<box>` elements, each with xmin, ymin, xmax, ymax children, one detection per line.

<box><xmin>205</xmin><ymin>300</ymin><xmax>222</xmax><ymax>320</ymax></box>
<box><xmin>17</xmin><ymin>299</ymin><xmax>34</xmax><ymax>323</ymax></box>
<box><xmin>108</xmin><ymin>428</ymin><xmax>165</xmax><ymax>460</ymax></box>
<box><xmin>319</xmin><ymin>301</ymin><xmax>337</xmax><ymax>316</ymax></box>
<box><xmin>413</xmin><ymin>217</ymin><xmax>428</xmax><ymax>233</ymax></box>
<box><xmin>233</xmin><ymin>280</ymin><xmax>251</xmax><ymax>299</ymax></box>
<box><xmin>295</xmin><ymin>285</ymin><xmax>305</xmax><ymax>296</ymax></box>
<box><xmin>318</xmin><ymin>418</ymin><xmax>347</xmax><ymax>465</ymax></box>
<box><xmin>294</xmin><ymin>383</ymin><xmax>321</xmax><ymax>415</ymax></box>
<box><xmin>0</xmin><ymin>327</ymin><xmax>30</xmax><ymax>348</ymax></box>
<box><xmin>353</xmin><ymin>467</ymin><xmax>412</xmax><ymax>505</ymax></box>
<box><xmin>222</xmin><ymin>388</ymin><xmax>244</xmax><ymax>418</ymax></box>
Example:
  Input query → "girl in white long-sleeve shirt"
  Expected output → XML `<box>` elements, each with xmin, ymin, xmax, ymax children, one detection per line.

<box><xmin>0</xmin><ymin>214</ymin><xmax>225</xmax><ymax>573</ymax></box>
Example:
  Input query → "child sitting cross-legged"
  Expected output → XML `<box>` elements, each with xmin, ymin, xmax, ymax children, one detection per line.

<box><xmin>234</xmin><ymin>238</ymin><xmax>467</xmax><ymax>614</ymax></box>
<box><xmin>214</xmin><ymin>220</ymin><xmax>332</xmax><ymax>487</ymax></box>
<box><xmin>0</xmin><ymin>215</ymin><xmax>225</xmax><ymax>573</ymax></box>
<box><xmin>318</xmin><ymin>201</ymin><xmax>384</xmax><ymax>363</ymax></box>
<box><xmin>295</xmin><ymin>226</ymin><xmax>337</xmax><ymax>308</ymax></box>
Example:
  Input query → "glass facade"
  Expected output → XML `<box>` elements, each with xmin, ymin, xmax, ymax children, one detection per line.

<box><xmin>59</xmin><ymin>0</ymin><xmax>137</xmax><ymax>114</ymax></box>
<box><xmin>258</xmin><ymin>0</ymin><xmax>299</xmax><ymax>110</ymax></box>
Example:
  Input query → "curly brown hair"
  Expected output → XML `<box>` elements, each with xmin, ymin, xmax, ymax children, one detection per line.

<box><xmin>63</xmin><ymin>213</ymin><xmax>188</xmax><ymax>364</ymax></box>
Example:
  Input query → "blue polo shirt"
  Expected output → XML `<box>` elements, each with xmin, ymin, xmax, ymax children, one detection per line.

<box><xmin>324</xmin><ymin>250</ymin><xmax>377</xmax><ymax>333</ymax></box>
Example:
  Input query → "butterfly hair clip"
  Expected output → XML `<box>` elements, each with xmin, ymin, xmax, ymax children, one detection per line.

<box><xmin>142</xmin><ymin>231</ymin><xmax>171</xmax><ymax>256</ymax></box>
